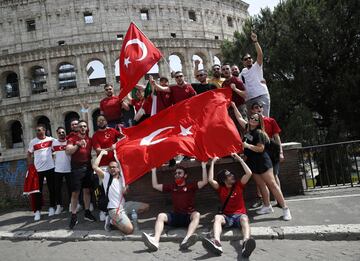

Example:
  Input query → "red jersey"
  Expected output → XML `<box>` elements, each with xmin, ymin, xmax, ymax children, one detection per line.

<box><xmin>263</xmin><ymin>117</ymin><xmax>281</xmax><ymax>139</ymax></box>
<box><xmin>100</xmin><ymin>96</ymin><xmax>122</xmax><ymax>122</ymax></box>
<box><xmin>222</xmin><ymin>76</ymin><xmax>246</xmax><ymax>106</ymax></box>
<box><xmin>67</xmin><ymin>134</ymin><xmax>92</xmax><ymax>167</ymax></box>
<box><xmin>163</xmin><ymin>182</ymin><xmax>198</xmax><ymax>214</ymax></box>
<box><xmin>92</xmin><ymin>128</ymin><xmax>122</xmax><ymax>166</ymax></box>
<box><xmin>217</xmin><ymin>181</ymin><xmax>246</xmax><ymax>215</ymax></box>
<box><xmin>66</xmin><ymin>129</ymin><xmax>89</xmax><ymax>140</ymax></box>
<box><xmin>170</xmin><ymin>84</ymin><xmax>197</xmax><ymax>104</ymax></box>
<box><xmin>156</xmin><ymin>91</ymin><xmax>172</xmax><ymax>112</ymax></box>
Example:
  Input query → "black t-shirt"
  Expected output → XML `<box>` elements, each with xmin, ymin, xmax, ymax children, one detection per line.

<box><xmin>191</xmin><ymin>83</ymin><xmax>216</xmax><ymax>94</ymax></box>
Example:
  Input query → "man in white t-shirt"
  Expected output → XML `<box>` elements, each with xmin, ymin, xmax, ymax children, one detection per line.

<box><xmin>52</xmin><ymin>127</ymin><xmax>71</xmax><ymax>215</ymax></box>
<box><xmin>240</xmin><ymin>32</ymin><xmax>271</xmax><ymax>117</ymax></box>
<box><xmin>27</xmin><ymin>124</ymin><xmax>56</xmax><ymax>221</ymax></box>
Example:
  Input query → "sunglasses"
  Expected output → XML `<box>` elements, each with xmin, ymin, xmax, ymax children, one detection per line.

<box><xmin>79</xmin><ymin>125</ymin><xmax>87</xmax><ymax>128</ymax></box>
<box><xmin>36</xmin><ymin>129</ymin><xmax>43</xmax><ymax>132</ymax></box>
<box><xmin>57</xmin><ymin>131</ymin><xmax>65</xmax><ymax>134</ymax></box>
<box><xmin>222</xmin><ymin>68</ymin><xmax>230</xmax><ymax>71</ymax></box>
<box><xmin>196</xmin><ymin>74</ymin><xmax>205</xmax><ymax>77</ymax></box>
<box><xmin>253</xmin><ymin>105</ymin><xmax>263</xmax><ymax>110</ymax></box>
<box><xmin>250</xmin><ymin>116</ymin><xmax>260</xmax><ymax>122</ymax></box>
<box><xmin>243</xmin><ymin>57</ymin><xmax>251</xmax><ymax>61</ymax></box>
<box><xmin>175</xmin><ymin>75</ymin><xmax>184</xmax><ymax>78</ymax></box>
<box><xmin>105</xmin><ymin>88</ymin><xmax>112</xmax><ymax>91</ymax></box>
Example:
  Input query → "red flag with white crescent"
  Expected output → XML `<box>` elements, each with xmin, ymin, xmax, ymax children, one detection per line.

<box><xmin>119</xmin><ymin>22</ymin><xmax>162</xmax><ymax>101</ymax></box>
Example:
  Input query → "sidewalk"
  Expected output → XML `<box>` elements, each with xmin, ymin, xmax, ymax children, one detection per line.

<box><xmin>0</xmin><ymin>188</ymin><xmax>359</xmax><ymax>242</ymax></box>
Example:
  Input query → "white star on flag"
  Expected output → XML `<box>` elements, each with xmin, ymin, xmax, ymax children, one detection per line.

<box><xmin>179</xmin><ymin>125</ymin><xmax>192</xmax><ymax>136</ymax></box>
<box><xmin>124</xmin><ymin>57</ymin><xmax>131</xmax><ymax>68</ymax></box>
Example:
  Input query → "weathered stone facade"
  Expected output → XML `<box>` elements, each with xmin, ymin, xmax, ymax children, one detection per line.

<box><xmin>0</xmin><ymin>0</ymin><xmax>249</xmax><ymax>161</ymax></box>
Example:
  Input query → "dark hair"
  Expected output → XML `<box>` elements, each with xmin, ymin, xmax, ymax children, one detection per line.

<box><xmin>212</xmin><ymin>64</ymin><xmax>221</xmax><ymax>69</ymax></box>
<box><xmin>159</xmin><ymin>77</ymin><xmax>169</xmax><ymax>82</ymax></box>
<box><xmin>104</xmin><ymin>83</ymin><xmax>113</xmax><ymax>89</ymax></box>
<box><xmin>70</xmin><ymin>118</ymin><xmax>79</xmax><ymax>124</ymax></box>
<box><xmin>56</xmin><ymin>126</ymin><xmax>65</xmax><ymax>132</ymax></box>
<box><xmin>221</xmin><ymin>63</ymin><xmax>231</xmax><ymax>68</ymax></box>
<box><xmin>174</xmin><ymin>71</ymin><xmax>183</xmax><ymax>75</ymax></box>
<box><xmin>242</xmin><ymin>53</ymin><xmax>251</xmax><ymax>60</ymax></box>
<box><xmin>78</xmin><ymin>120</ymin><xmax>87</xmax><ymax>126</ymax></box>
<box><xmin>197</xmin><ymin>69</ymin><xmax>208</xmax><ymax>75</ymax></box>
<box><xmin>175</xmin><ymin>165</ymin><xmax>187</xmax><ymax>175</ymax></box>
<box><xmin>216</xmin><ymin>169</ymin><xmax>233</xmax><ymax>186</ymax></box>
<box><xmin>96</xmin><ymin>114</ymin><xmax>106</xmax><ymax>121</ymax></box>
<box><xmin>36</xmin><ymin>124</ymin><xmax>46</xmax><ymax>130</ymax></box>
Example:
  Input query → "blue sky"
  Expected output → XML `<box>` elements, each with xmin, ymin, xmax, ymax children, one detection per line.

<box><xmin>246</xmin><ymin>0</ymin><xmax>281</xmax><ymax>16</ymax></box>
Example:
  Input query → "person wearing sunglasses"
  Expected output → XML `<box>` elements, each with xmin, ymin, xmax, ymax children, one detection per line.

<box><xmin>194</xmin><ymin>60</ymin><xmax>225</xmax><ymax>89</ymax></box>
<box><xmin>66</xmin><ymin>120</ymin><xmax>97</xmax><ymax>229</ymax></box>
<box><xmin>231</xmin><ymin>102</ymin><xmax>292</xmax><ymax>221</ymax></box>
<box><xmin>52</xmin><ymin>127</ymin><xmax>72</xmax><ymax>215</ymax></box>
<box><xmin>142</xmin><ymin>163</ymin><xmax>208</xmax><ymax>252</ymax></box>
<box><xmin>202</xmin><ymin>155</ymin><xmax>256</xmax><ymax>258</ymax></box>
<box><xmin>240</xmin><ymin>32</ymin><xmax>271</xmax><ymax>117</ymax></box>
<box><xmin>154</xmin><ymin>71</ymin><xmax>196</xmax><ymax>105</ymax></box>
<box><xmin>191</xmin><ymin>69</ymin><xmax>217</xmax><ymax>94</ymax></box>
<box><xmin>27</xmin><ymin>124</ymin><xmax>56</xmax><ymax>221</ymax></box>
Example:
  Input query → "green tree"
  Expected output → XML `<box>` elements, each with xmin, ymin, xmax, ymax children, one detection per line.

<box><xmin>221</xmin><ymin>0</ymin><xmax>360</xmax><ymax>145</ymax></box>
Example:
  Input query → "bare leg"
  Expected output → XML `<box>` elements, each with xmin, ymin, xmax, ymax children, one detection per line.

<box><xmin>82</xmin><ymin>188</ymin><xmax>91</xmax><ymax>210</ymax></box>
<box><xmin>261</xmin><ymin>169</ymin><xmax>286</xmax><ymax>208</ymax></box>
<box><xmin>213</xmin><ymin>215</ymin><xmax>226</xmax><ymax>242</ymax></box>
<box><xmin>252</xmin><ymin>174</ymin><xmax>271</xmax><ymax>206</ymax></box>
<box><xmin>184</xmin><ymin>211</ymin><xmax>200</xmax><ymax>239</ymax></box>
<box><xmin>71</xmin><ymin>191</ymin><xmax>80</xmax><ymax>214</ymax></box>
<box><xmin>136</xmin><ymin>203</ymin><xmax>150</xmax><ymax>214</ymax></box>
<box><xmin>240</xmin><ymin>215</ymin><xmax>251</xmax><ymax>240</ymax></box>
<box><xmin>154</xmin><ymin>213</ymin><xmax>168</xmax><ymax>243</ymax></box>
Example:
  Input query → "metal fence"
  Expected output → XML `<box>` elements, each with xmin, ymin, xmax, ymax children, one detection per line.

<box><xmin>299</xmin><ymin>140</ymin><xmax>360</xmax><ymax>190</ymax></box>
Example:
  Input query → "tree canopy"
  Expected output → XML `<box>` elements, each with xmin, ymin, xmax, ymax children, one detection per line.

<box><xmin>221</xmin><ymin>0</ymin><xmax>360</xmax><ymax>145</ymax></box>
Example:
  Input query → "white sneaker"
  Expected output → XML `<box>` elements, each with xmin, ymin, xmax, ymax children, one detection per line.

<box><xmin>99</xmin><ymin>211</ymin><xmax>106</xmax><ymax>222</ymax></box>
<box><xmin>48</xmin><ymin>207</ymin><xmax>55</xmax><ymax>217</ymax></box>
<box><xmin>142</xmin><ymin>232</ymin><xmax>159</xmax><ymax>251</ymax></box>
<box><xmin>256</xmin><ymin>205</ymin><xmax>274</xmax><ymax>215</ymax></box>
<box><xmin>283</xmin><ymin>207</ymin><xmax>292</xmax><ymax>221</ymax></box>
<box><xmin>68</xmin><ymin>203</ymin><xmax>71</xmax><ymax>212</ymax></box>
<box><xmin>34</xmin><ymin>211</ymin><xmax>41</xmax><ymax>221</ymax></box>
<box><xmin>104</xmin><ymin>215</ymin><xmax>111</xmax><ymax>232</ymax></box>
<box><xmin>89</xmin><ymin>203</ymin><xmax>94</xmax><ymax>212</ymax></box>
<box><xmin>55</xmin><ymin>205</ymin><xmax>63</xmax><ymax>215</ymax></box>
<box><xmin>76</xmin><ymin>203</ymin><xmax>82</xmax><ymax>213</ymax></box>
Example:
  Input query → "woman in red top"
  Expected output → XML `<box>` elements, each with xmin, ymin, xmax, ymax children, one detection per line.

<box><xmin>202</xmin><ymin>155</ymin><xmax>256</xmax><ymax>258</ymax></box>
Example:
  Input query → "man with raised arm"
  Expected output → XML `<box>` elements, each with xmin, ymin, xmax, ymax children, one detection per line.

<box><xmin>202</xmin><ymin>155</ymin><xmax>256</xmax><ymax>258</ymax></box>
<box><xmin>142</xmin><ymin>163</ymin><xmax>208</xmax><ymax>251</ymax></box>
<box><xmin>240</xmin><ymin>32</ymin><xmax>271</xmax><ymax>116</ymax></box>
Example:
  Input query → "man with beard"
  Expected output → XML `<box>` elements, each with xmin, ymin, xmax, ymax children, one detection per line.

<box><xmin>231</xmin><ymin>65</ymin><xmax>240</xmax><ymax>78</ymax></box>
<box><xmin>191</xmin><ymin>69</ymin><xmax>217</xmax><ymax>94</ymax></box>
<box><xmin>66</xmin><ymin>120</ymin><xmax>96</xmax><ymax>229</ymax></box>
<box><xmin>194</xmin><ymin>60</ymin><xmax>225</xmax><ymax>89</ymax></box>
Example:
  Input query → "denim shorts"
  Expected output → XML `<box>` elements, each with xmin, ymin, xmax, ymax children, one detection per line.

<box><xmin>224</xmin><ymin>213</ymin><xmax>248</xmax><ymax>228</ymax></box>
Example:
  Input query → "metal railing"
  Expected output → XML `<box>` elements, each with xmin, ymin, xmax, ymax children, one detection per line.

<box><xmin>299</xmin><ymin>140</ymin><xmax>360</xmax><ymax>190</ymax></box>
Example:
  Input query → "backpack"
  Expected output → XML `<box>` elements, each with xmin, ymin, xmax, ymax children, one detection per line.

<box><xmin>95</xmin><ymin>175</ymin><xmax>114</xmax><ymax>212</ymax></box>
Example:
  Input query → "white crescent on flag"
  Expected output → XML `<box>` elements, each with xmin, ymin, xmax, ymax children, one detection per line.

<box><xmin>140</xmin><ymin>125</ymin><xmax>193</xmax><ymax>146</ymax></box>
<box><xmin>124</xmin><ymin>38</ymin><xmax>148</xmax><ymax>68</ymax></box>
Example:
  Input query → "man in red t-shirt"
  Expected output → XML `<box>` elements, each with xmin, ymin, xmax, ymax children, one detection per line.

<box><xmin>203</xmin><ymin>155</ymin><xmax>256</xmax><ymax>258</ymax></box>
<box><xmin>100</xmin><ymin>84</ymin><xmax>129</xmax><ymax>129</ymax></box>
<box><xmin>142</xmin><ymin>163</ymin><xmax>208</xmax><ymax>251</ymax></box>
<box><xmin>66</xmin><ymin>120</ymin><xmax>96</xmax><ymax>229</ymax></box>
<box><xmin>154</xmin><ymin>71</ymin><xmax>197</xmax><ymax>105</ymax></box>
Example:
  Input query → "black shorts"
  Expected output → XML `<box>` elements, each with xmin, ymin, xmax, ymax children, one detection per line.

<box><xmin>70</xmin><ymin>165</ymin><xmax>92</xmax><ymax>192</ymax></box>
<box><xmin>166</xmin><ymin>212</ymin><xmax>191</xmax><ymax>227</ymax></box>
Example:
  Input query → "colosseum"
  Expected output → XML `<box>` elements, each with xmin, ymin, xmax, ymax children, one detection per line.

<box><xmin>0</xmin><ymin>0</ymin><xmax>249</xmax><ymax>162</ymax></box>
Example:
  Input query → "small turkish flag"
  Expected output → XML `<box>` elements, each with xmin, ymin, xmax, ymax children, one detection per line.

<box><xmin>119</xmin><ymin>22</ymin><xmax>162</xmax><ymax>101</ymax></box>
<box><xmin>115</xmin><ymin>88</ymin><xmax>243</xmax><ymax>184</ymax></box>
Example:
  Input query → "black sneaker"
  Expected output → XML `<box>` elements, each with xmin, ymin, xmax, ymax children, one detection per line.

<box><xmin>251</xmin><ymin>198</ymin><xmax>263</xmax><ymax>208</ymax></box>
<box><xmin>169</xmin><ymin>159</ymin><xmax>176</xmax><ymax>167</ymax></box>
<box><xmin>84</xmin><ymin>210</ymin><xmax>96</xmax><ymax>222</ymax></box>
<box><xmin>241</xmin><ymin>238</ymin><xmax>256</xmax><ymax>258</ymax></box>
<box><xmin>180</xmin><ymin>234</ymin><xmax>198</xmax><ymax>250</ymax></box>
<box><xmin>202</xmin><ymin>238</ymin><xmax>223</xmax><ymax>256</ymax></box>
<box><xmin>69</xmin><ymin>214</ymin><xmax>78</xmax><ymax>229</ymax></box>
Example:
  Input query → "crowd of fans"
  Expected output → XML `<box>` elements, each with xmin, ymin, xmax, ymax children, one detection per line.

<box><xmin>26</xmin><ymin>33</ymin><xmax>290</xmax><ymax>258</ymax></box>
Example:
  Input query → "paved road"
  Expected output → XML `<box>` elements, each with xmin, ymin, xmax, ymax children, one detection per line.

<box><xmin>0</xmin><ymin>239</ymin><xmax>359</xmax><ymax>261</ymax></box>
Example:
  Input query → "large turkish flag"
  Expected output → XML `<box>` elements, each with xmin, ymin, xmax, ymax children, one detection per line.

<box><xmin>115</xmin><ymin>88</ymin><xmax>242</xmax><ymax>184</ymax></box>
<box><xmin>119</xmin><ymin>22</ymin><xmax>162</xmax><ymax>101</ymax></box>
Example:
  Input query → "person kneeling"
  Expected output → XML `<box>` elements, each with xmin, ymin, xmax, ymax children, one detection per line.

<box><xmin>202</xmin><ymin>154</ymin><xmax>256</xmax><ymax>258</ymax></box>
<box><xmin>92</xmin><ymin>150</ymin><xmax>133</xmax><ymax>234</ymax></box>
<box><xmin>142</xmin><ymin>162</ymin><xmax>208</xmax><ymax>251</ymax></box>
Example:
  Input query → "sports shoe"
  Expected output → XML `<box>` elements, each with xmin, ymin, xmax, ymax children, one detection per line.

<box><xmin>99</xmin><ymin>211</ymin><xmax>106</xmax><ymax>222</ymax></box>
<box><xmin>180</xmin><ymin>234</ymin><xmax>198</xmax><ymax>250</ymax></box>
<box><xmin>251</xmin><ymin>198</ymin><xmax>263</xmax><ymax>208</ymax></box>
<box><xmin>76</xmin><ymin>204</ymin><xmax>82</xmax><ymax>213</ymax></box>
<box><xmin>256</xmin><ymin>205</ymin><xmax>274</xmax><ymax>215</ymax></box>
<box><xmin>89</xmin><ymin>203</ymin><xmax>94</xmax><ymax>212</ymax></box>
<box><xmin>202</xmin><ymin>238</ymin><xmax>223</xmax><ymax>256</ymax></box>
<box><xmin>48</xmin><ymin>207</ymin><xmax>55</xmax><ymax>217</ymax></box>
<box><xmin>69</xmin><ymin>214</ymin><xmax>78</xmax><ymax>229</ymax></box>
<box><xmin>55</xmin><ymin>205</ymin><xmax>63</xmax><ymax>215</ymax></box>
<box><xmin>241</xmin><ymin>238</ymin><xmax>256</xmax><ymax>258</ymax></box>
<box><xmin>283</xmin><ymin>207</ymin><xmax>292</xmax><ymax>221</ymax></box>
<box><xmin>142</xmin><ymin>232</ymin><xmax>159</xmax><ymax>252</ymax></box>
<box><xmin>84</xmin><ymin>210</ymin><xmax>96</xmax><ymax>222</ymax></box>
<box><xmin>34</xmin><ymin>211</ymin><xmax>41</xmax><ymax>221</ymax></box>
<box><xmin>104</xmin><ymin>215</ymin><xmax>111</xmax><ymax>232</ymax></box>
